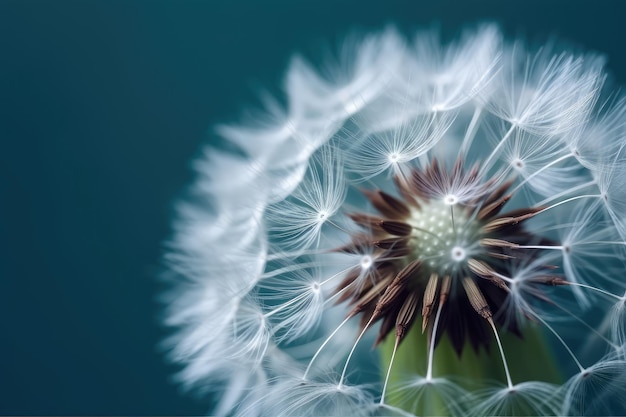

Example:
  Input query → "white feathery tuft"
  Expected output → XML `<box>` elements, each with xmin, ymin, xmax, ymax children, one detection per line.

<box><xmin>162</xmin><ymin>25</ymin><xmax>626</xmax><ymax>416</ymax></box>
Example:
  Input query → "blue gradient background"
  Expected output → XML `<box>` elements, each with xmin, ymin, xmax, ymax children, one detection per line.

<box><xmin>1</xmin><ymin>0</ymin><xmax>624</xmax><ymax>414</ymax></box>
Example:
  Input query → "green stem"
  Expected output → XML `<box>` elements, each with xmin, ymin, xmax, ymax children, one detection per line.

<box><xmin>379</xmin><ymin>323</ymin><xmax>562</xmax><ymax>415</ymax></box>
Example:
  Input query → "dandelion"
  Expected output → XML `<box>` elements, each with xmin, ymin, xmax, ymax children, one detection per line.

<box><xmin>163</xmin><ymin>25</ymin><xmax>626</xmax><ymax>416</ymax></box>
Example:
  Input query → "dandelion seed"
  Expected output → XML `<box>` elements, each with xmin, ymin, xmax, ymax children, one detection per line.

<box><xmin>163</xmin><ymin>25</ymin><xmax>626</xmax><ymax>416</ymax></box>
<box><xmin>560</xmin><ymin>356</ymin><xmax>626</xmax><ymax>416</ymax></box>
<box><xmin>473</xmin><ymin>381</ymin><xmax>563</xmax><ymax>417</ymax></box>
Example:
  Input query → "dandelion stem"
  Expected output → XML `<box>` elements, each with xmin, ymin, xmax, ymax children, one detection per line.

<box><xmin>535</xmin><ymin>180</ymin><xmax>597</xmax><ymax>206</ymax></box>
<box><xmin>480</xmin><ymin>123</ymin><xmax>516</xmax><ymax>177</ymax></box>
<box><xmin>535</xmin><ymin>194</ymin><xmax>602</xmax><ymax>212</ymax></box>
<box><xmin>339</xmin><ymin>314</ymin><xmax>375</xmax><ymax>386</ymax></box>
<box><xmin>303</xmin><ymin>315</ymin><xmax>351</xmax><ymax>380</ymax></box>
<box><xmin>320</xmin><ymin>265</ymin><xmax>355</xmax><ymax>286</ymax></box>
<box><xmin>327</xmin><ymin>218</ymin><xmax>351</xmax><ymax>235</ymax></box>
<box><xmin>516</xmin><ymin>245</ymin><xmax>564</xmax><ymax>250</ymax></box>
<box><xmin>530</xmin><ymin>310</ymin><xmax>585</xmax><ymax>372</ymax></box>
<box><xmin>261</xmin><ymin>262</ymin><xmax>321</xmax><ymax>278</ymax></box>
<box><xmin>460</xmin><ymin>106</ymin><xmax>483</xmax><ymax>154</ymax></box>
<box><xmin>553</xmin><ymin>302</ymin><xmax>620</xmax><ymax>350</ymax></box>
<box><xmin>266</xmin><ymin>249</ymin><xmax>325</xmax><ymax>261</ymax></box>
<box><xmin>380</xmin><ymin>336</ymin><xmax>400</xmax><ymax>405</ymax></box>
<box><xmin>565</xmin><ymin>282</ymin><xmax>623</xmax><ymax>301</ymax></box>
<box><xmin>487</xmin><ymin>317</ymin><xmax>514</xmax><ymax>389</ymax></box>
<box><xmin>323</xmin><ymin>288</ymin><xmax>348</xmax><ymax>305</ymax></box>
<box><xmin>450</xmin><ymin>205</ymin><xmax>457</xmax><ymax>239</ymax></box>
<box><xmin>426</xmin><ymin>301</ymin><xmax>444</xmax><ymax>381</ymax></box>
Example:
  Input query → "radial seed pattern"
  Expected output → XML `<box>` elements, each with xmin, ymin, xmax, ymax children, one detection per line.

<box><xmin>336</xmin><ymin>159</ymin><xmax>562</xmax><ymax>355</ymax></box>
<box><xmin>163</xmin><ymin>25</ymin><xmax>626</xmax><ymax>416</ymax></box>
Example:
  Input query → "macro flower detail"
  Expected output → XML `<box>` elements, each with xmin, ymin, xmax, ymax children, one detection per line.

<box><xmin>336</xmin><ymin>159</ymin><xmax>559</xmax><ymax>356</ymax></box>
<box><xmin>163</xmin><ymin>25</ymin><xmax>626</xmax><ymax>416</ymax></box>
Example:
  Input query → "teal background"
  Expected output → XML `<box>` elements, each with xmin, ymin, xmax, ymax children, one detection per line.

<box><xmin>0</xmin><ymin>0</ymin><xmax>624</xmax><ymax>415</ymax></box>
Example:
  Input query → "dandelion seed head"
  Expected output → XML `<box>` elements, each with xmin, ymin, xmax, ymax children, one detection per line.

<box><xmin>163</xmin><ymin>24</ymin><xmax>626</xmax><ymax>416</ymax></box>
<box><xmin>404</xmin><ymin>197</ymin><xmax>476</xmax><ymax>273</ymax></box>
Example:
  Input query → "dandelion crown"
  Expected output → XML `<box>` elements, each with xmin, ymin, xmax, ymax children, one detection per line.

<box><xmin>164</xmin><ymin>25</ymin><xmax>626</xmax><ymax>416</ymax></box>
